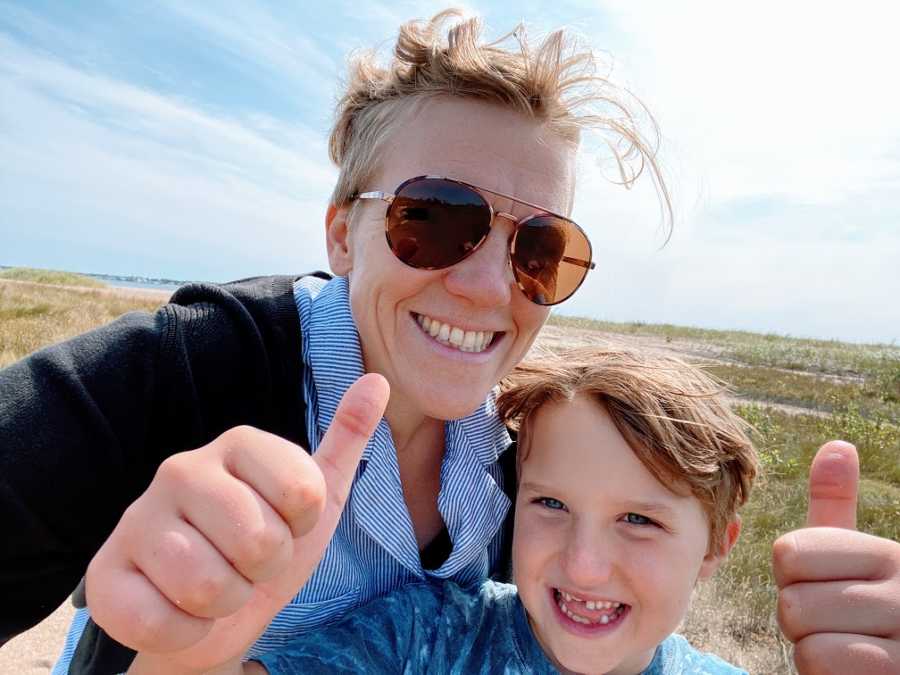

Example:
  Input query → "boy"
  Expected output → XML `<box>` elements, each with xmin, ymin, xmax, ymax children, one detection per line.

<box><xmin>137</xmin><ymin>346</ymin><xmax>757</xmax><ymax>674</ymax></box>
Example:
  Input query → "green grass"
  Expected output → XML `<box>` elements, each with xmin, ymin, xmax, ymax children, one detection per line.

<box><xmin>682</xmin><ymin>403</ymin><xmax>900</xmax><ymax>671</ymax></box>
<box><xmin>548</xmin><ymin>313</ymin><xmax>900</xmax><ymax>404</ymax></box>
<box><xmin>708</xmin><ymin>403</ymin><xmax>900</xmax><ymax>637</ymax></box>
<box><xmin>0</xmin><ymin>267</ymin><xmax>106</xmax><ymax>288</ymax></box>
<box><xmin>708</xmin><ymin>364</ymin><xmax>900</xmax><ymax>421</ymax></box>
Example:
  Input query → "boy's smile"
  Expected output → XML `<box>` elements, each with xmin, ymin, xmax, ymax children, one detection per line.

<box><xmin>551</xmin><ymin>587</ymin><xmax>628</xmax><ymax>629</ymax></box>
<box><xmin>512</xmin><ymin>394</ymin><xmax>733</xmax><ymax>675</ymax></box>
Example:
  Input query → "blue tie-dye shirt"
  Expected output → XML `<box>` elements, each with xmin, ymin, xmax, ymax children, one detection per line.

<box><xmin>255</xmin><ymin>580</ymin><xmax>748</xmax><ymax>674</ymax></box>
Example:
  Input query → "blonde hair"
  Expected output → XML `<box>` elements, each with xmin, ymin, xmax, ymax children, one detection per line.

<box><xmin>329</xmin><ymin>9</ymin><xmax>671</xmax><ymax>231</ymax></box>
<box><xmin>497</xmin><ymin>347</ymin><xmax>758</xmax><ymax>552</ymax></box>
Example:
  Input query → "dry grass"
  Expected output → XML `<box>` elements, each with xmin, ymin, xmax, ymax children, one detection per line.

<box><xmin>0</xmin><ymin>266</ymin><xmax>107</xmax><ymax>287</ymax></box>
<box><xmin>0</xmin><ymin>279</ymin><xmax>167</xmax><ymax>369</ymax></box>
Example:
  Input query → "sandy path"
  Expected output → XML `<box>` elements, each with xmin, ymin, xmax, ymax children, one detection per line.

<box><xmin>1</xmin><ymin>600</ymin><xmax>74</xmax><ymax>673</ymax></box>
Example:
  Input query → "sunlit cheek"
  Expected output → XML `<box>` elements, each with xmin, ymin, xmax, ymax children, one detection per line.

<box><xmin>624</xmin><ymin>537</ymin><xmax>704</xmax><ymax>626</ymax></box>
<box><xmin>513</xmin><ymin>513</ymin><xmax>560</xmax><ymax>576</ymax></box>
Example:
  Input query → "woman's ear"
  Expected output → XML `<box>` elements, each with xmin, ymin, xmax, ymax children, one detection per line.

<box><xmin>698</xmin><ymin>516</ymin><xmax>742</xmax><ymax>581</ymax></box>
<box><xmin>326</xmin><ymin>203</ymin><xmax>353</xmax><ymax>276</ymax></box>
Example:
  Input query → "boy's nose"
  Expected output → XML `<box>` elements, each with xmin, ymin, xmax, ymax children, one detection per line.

<box><xmin>442</xmin><ymin>217</ymin><xmax>515</xmax><ymax>308</ymax></box>
<box><xmin>561</xmin><ymin>527</ymin><xmax>615</xmax><ymax>587</ymax></box>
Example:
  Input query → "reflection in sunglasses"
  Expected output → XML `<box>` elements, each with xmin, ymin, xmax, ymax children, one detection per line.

<box><xmin>356</xmin><ymin>176</ymin><xmax>595</xmax><ymax>305</ymax></box>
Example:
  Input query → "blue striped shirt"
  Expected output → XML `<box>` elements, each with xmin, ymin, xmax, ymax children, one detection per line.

<box><xmin>53</xmin><ymin>274</ymin><xmax>511</xmax><ymax>671</ymax></box>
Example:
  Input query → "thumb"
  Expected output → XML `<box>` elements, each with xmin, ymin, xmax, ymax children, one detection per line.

<box><xmin>805</xmin><ymin>440</ymin><xmax>859</xmax><ymax>529</ymax></box>
<box><xmin>313</xmin><ymin>373</ymin><xmax>390</xmax><ymax>515</ymax></box>
<box><xmin>148</xmin><ymin>375</ymin><xmax>390</xmax><ymax>672</ymax></box>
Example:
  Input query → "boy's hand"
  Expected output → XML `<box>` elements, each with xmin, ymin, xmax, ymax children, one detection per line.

<box><xmin>773</xmin><ymin>441</ymin><xmax>900</xmax><ymax>674</ymax></box>
<box><xmin>88</xmin><ymin>373</ymin><xmax>390</xmax><ymax>671</ymax></box>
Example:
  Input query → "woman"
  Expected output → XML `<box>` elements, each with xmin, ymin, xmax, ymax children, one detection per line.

<box><xmin>1</xmin><ymin>11</ymin><xmax>897</xmax><ymax>675</ymax></box>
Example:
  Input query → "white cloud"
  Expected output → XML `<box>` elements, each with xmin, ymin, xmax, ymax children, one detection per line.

<box><xmin>539</xmin><ymin>1</ymin><xmax>899</xmax><ymax>343</ymax></box>
<box><xmin>158</xmin><ymin>1</ymin><xmax>338</xmax><ymax>101</ymax></box>
<box><xmin>596</xmin><ymin>0</ymin><xmax>900</xmax><ymax>206</ymax></box>
<box><xmin>0</xmin><ymin>31</ymin><xmax>336</xmax><ymax>279</ymax></box>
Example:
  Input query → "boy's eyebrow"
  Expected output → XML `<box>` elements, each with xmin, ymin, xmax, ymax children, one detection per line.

<box><xmin>518</xmin><ymin>480</ymin><xmax>559</xmax><ymax>495</ymax></box>
<box><xmin>621</xmin><ymin>499</ymin><xmax>679</xmax><ymax>519</ymax></box>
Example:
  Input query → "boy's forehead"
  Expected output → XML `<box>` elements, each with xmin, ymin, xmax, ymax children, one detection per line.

<box><xmin>519</xmin><ymin>396</ymin><xmax>705</xmax><ymax>515</ymax></box>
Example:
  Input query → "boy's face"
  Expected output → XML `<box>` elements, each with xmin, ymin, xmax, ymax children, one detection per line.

<box><xmin>512</xmin><ymin>395</ymin><xmax>735</xmax><ymax>675</ymax></box>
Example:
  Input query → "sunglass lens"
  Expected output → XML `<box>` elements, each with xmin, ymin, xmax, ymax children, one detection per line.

<box><xmin>386</xmin><ymin>178</ymin><xmax>491</xmax><ymax>269</ymax></box>
<box><xmin>511</xmin><ymin>216</ymin><xmax>593</xmax><ymax>305</ymax></box>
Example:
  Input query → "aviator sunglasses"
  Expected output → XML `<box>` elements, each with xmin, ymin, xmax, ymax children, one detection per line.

<box><xmin>355</xmin><ymin>176</ymin><xmax>595</xmax><ymax>306</ymax></box>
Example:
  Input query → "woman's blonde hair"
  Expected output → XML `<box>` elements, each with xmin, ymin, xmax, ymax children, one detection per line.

<box><xmin>497</xmin><ymin>347</ymin><xmax>759</xmax><ymax>552</ymax></box>
<box><xmin>329</xmin><ymin>9</ymin><xmax>671</xmax><ymax>229</ymax></box>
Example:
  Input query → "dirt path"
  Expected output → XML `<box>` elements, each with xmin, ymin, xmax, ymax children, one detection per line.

<box><xmin>532</xmin><ymin>325</ymin><xmax>834</xmax><ymax>417</ymax></box>
<box><xmin>0</xmin><ymin>600</ymin><xmax>74</xmax><ymax>674</ymax></box>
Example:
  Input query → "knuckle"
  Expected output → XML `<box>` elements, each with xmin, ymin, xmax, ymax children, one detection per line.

<box><xmin>156</xmin><ymin>527</ymin><xmax>194</xmax><ymax>562</ymax></box>
<box><xmin>234</xmin><ymin>523</ymin><xmax>288</xmax><ymax>573</ymax></box>
<box><xmin>776</xmin><ymin>586</ymin><xmax>802</xmax><ymax>642</ymax></box>
<box><xmin>281</xmin><ymin>472</ymin><xmax>326</xmax><ymax>523</ymax></box>
<box><xmin>126</xmin><ymin>606</ymin><xmax>172</xmax><ymax>651</ymax></box>
<box><xmin>336</xmin><ymin>401</ymin><xmax>376</xmax><ymax>440</ymax></box>
<box><xmin>220</xmin><ymin>424</ymin><xmax>258</xmax><ymax>447</ymax></box>
<box><xmin>156</xmin><ymin>452</ymin><xmax>194</xmax><ymax>487</ymax></box>
<box><xmin>772</xmin><ymin>533</ymin><xmax>800</xmax><ymax>580</ymax></box>
<box><xmin>180</xmin><ymin>568</ymin><xmax>230</xmax><ymax>613</ymax></box>
<box><xmin>793</xmin><ymin>637</ymin><xmax>839</xmax><ymax>675</ymax></box>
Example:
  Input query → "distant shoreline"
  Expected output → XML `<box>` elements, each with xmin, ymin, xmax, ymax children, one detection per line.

<box><xmin>0</xmin><ymin>265</ymin><xmax>187</xmax><ymax>291</ymax></box>
<box><xmin>95</xmin><ymin>276</ymin><xmax>184</xmax><ymax>292</ymax></box>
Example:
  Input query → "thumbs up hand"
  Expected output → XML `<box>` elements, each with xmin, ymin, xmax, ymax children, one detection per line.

<box><xmin>773</xmin><ymin>441</ymin><xmax>900</xmax><ymax>674</ymax></box>
<box><xmin>107</xmin><ymin>374</ymin><xmax>390</xmax><ymax>675</ymax></box>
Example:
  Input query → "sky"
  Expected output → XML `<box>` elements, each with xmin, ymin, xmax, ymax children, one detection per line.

<box><xmin>1</xmin><ymin>1</ymin><xmax>898</xmax><ymax>344</ymax></box>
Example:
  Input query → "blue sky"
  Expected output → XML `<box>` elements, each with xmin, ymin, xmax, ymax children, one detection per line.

<box><xmin>2</xmin><ymin>1</ymin><xmax>898</xmax><ymax>344</ymax></box>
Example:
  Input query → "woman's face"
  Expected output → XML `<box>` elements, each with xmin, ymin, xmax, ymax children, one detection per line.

<box><xmin>327</xmin><ymin>97</ymin><xmax>578</xmax><ymax>422</ymax></box>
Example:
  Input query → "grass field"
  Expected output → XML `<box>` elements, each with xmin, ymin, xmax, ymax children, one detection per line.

<box><xmin>2</xmin><ymin>270</ymin><xmax>898</xmax><ymax>673</ymax></box>
<box><xmin>0</xmin><ymin>266</ymin><xmax>107</xmax><ymax>288</ymax></box>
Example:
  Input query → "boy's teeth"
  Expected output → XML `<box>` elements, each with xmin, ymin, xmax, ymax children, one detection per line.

<box><xmin>416</xmin><ymin>314</ymin><xmax>494</xmax><ymax>353</ymax></box>
<box><xmin>556</xmin><ymin>589</ymin><xmax>624</xmax><ymax>624</ymax></box>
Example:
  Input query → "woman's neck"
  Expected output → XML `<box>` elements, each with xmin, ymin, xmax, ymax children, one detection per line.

<box><xmin>384</xmin><ymin>398</ymin><xmax>447</xmax><ymax>549</ymax></box>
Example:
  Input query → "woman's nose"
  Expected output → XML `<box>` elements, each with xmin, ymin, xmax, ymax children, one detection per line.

<box><xmin>442</xmin><ymin>216</ymin><xmax>515</xmax><ymax>308</ymax></box>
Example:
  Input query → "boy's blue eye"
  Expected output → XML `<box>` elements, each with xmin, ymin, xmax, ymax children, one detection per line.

<box><xmin>623</xmin><ymin>512</ymin><xmax>656</xmax><ymax>526</ymax></box>
<box><xmin>536</xmin><ymin>497</ymin><xmax>567</xmax><ymax>511</ymax></box>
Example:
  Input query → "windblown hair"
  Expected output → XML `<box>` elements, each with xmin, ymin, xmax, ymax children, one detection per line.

<box><xmin>329</xmin><ymin>8</ymin><xmax>671</xmax><ymax>230</ymax></box>
<box><xmin>497</xmin><ymin>347</ymin><xmax>759</xmax><ymax>552</ymax></box>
